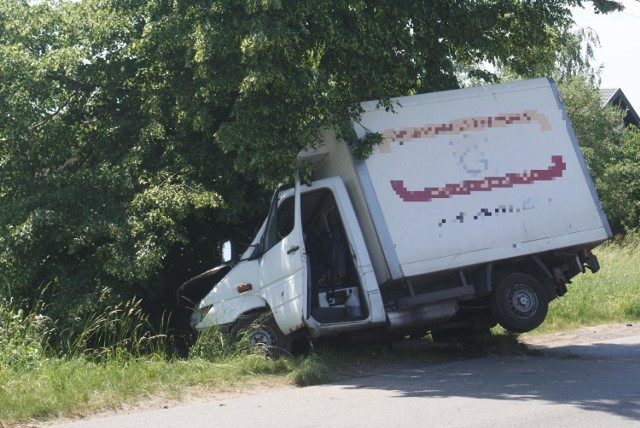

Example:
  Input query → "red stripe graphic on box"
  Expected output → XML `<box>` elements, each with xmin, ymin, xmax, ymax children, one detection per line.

<box><xmin>390</xmin><ymin>156</ymin><xmax>566</xmax><ymax>202</ymax></box>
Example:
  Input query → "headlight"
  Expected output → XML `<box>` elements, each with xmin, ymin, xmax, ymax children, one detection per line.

<box><xmin>190</xmin><ymin>305</ymin><xmax>212</xmax><ymax>331</ymax></box>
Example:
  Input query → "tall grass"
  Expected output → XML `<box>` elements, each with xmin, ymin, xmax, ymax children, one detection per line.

<box><xmin>52</xmin><ymin>296</ymin><xmax>169</xmax><ymax>360</ymax></box>
<box><xmin>0</xmin><ymin>297</ymin><xmax>298</xmax><ymax>425</ymax></box>
<box><xmin>0</xmin><ymin>297</ymin><xmax>48</xmax><ymax>371</ymax></box>
<box><xmin>537</xmin><ymin>233</ymin><xmax>640</xmax><ymax>332</ymax></box>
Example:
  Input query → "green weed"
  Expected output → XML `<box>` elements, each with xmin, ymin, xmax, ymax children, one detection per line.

<box><xmin>535</xmin><ymin>234</ymin><xmax>640</xmax><ymax>333</ymax></box>
<box><xmin>0</xmin><ymin>297</ymin><xmax>50</xmax><ymax>371</ymax></box>
<box><xmin>288</xmin><ymin>352</ymin><xmax>332</xmax><ymax>386</ymax></box>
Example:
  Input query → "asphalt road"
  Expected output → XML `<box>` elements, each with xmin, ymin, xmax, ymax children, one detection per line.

<box><xmin>50</xmin><ymin>334</ymin><xmax>640</xmax><ymax>428</ymax></box>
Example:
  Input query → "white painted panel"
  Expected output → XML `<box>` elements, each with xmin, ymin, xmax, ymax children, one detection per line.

<box><xmin>351</xmin><ymin>78</ymin><xmax>610</xmax><ymax>275</ymax></box>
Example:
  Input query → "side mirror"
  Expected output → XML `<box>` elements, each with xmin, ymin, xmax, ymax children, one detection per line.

<box><xmin>220</xmin><ymin>240</ymin><xmax>262</xmax><ymax>264</ymax></box>
<box><xmin>220</xmin><ymin>240</ymin><xmax>235</xmax><ymax>263</ymax></box>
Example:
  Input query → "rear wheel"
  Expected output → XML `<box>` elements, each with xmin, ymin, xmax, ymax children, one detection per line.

<box><xmin>490</xmin><ymin>273</ymin><xmax>548</xmax><ymax>333</ymax></box>
<box><xmin>231</xmin><ymin>313</ymin><xmax>292</xmax><ymax>356</ymax></box>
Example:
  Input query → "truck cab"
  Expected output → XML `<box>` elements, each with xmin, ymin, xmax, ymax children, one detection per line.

<box><xmin>186</xmin><ymin>178</ymin><xmax>387</xmax><ymax>351</ymax></box>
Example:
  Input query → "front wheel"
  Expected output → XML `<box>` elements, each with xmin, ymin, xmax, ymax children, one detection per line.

<box><xmin>490</xmin><ymin>273</ymin><xmax>548</xmax><ymax>333</ymax></box>
<box><xmin>231</xmin><ymin>312</ymin><xmax>292</xmax><ymax>356</ymax></box>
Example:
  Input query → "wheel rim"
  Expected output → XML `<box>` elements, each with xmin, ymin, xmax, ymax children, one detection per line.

<box><xmin>506</xmin><ymin>284</ymin><xmax>538</xmax><ymax>318</ymax></box>
<box><xmin>248</xmin><ymin>326</ymin><xmax>278</xmax><ymax>349</ymax></box>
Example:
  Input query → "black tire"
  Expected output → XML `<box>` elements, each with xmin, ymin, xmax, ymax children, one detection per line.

<box><xmin>231</xmin><ymin>312</ymin><xmax>292</xmax><ymax>356</ymax></box>
<box><xmin>490</xmin><ymin>273</ymin><xmax>548</xmax><ymax>333</ymax></box>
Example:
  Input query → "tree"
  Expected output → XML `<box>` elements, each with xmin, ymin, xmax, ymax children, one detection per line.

<box><xmin>0</xmin><ymin>0</ymin><xmax>624</xmax><ymax>330</ymax></box>
<box><xmin>557</xmin><ymin>76</ymin><xmax>640</xmax><ymax>235</ymax></box>
<box><xmin>557</xmin><ymin>77</ymin><xmax>624</xmax><ymax>176</ymax></box>
<box><xmin>0</xmin><ymin>0</ymin><xmax>245</xmax><ymax>322</ymax></box>
<box><xmin>600</xmin><ymin>127</ymin><xmax>640</xmax><ymax>232</ymax></box>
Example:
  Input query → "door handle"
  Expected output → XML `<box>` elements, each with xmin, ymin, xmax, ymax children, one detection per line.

<box><xmin>287</xmin><ymin>245</ymin><xmax>300</xmax><ymax>254</ymax></box>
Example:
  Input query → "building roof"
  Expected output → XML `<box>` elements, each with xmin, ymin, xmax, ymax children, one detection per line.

<box><xmin>600</xmin><ymin>88</ymin><xmax>639</xmax><ymax>128</ymax></box>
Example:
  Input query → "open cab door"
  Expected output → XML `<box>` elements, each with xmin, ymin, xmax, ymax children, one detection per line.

<box><xmin>259</xmin><ymin>180</ymin><xmax>308</xmax><ymax>335</ymax></box>
<box><xmin>294</xmin><ymin>179</ymin><xmax>386</xmax><ymax>336</ymax></box>
<box><xmin>259</xmin><ymin>178</ymin><xmax>386</xmax><ymax>339</ymax></box>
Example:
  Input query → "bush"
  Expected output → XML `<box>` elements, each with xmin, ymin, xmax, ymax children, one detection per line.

<box><xmin>0</xmin><ymin>298</ymin><xmax>49</xmax><ymax>370</ymax></box>
<box><xmin>598</xmin><ymin>127</ymin><xmax>640</xmax><ymax>233</ymax></box>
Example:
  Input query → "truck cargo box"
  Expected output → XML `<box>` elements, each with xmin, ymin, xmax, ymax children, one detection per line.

<box><xmin>306</xmin><ymin>78</ymin><xmax>611</xmax><ymax>286</ymax></box>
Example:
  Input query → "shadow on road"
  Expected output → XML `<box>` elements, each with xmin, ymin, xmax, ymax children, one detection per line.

<box><xmin>337</xmin><ymin>340</ymin><xmax>640</xmax><ymax>423</ymax></box>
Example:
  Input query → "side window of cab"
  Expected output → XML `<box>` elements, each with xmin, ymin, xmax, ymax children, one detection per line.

<box><xmin>262</xmin><ymin>196</ymin><xmax>295</xmax><ymax>254</ymax></box>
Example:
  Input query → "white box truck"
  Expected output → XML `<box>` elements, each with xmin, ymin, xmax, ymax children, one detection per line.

<box><xmin>178</xmin><ymin>78</ymin><xmax>611</xmax><ymax>351</ymax></box>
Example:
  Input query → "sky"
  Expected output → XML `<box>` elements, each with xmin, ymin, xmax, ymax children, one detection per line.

<box><xmin>571</xmin><ymin>0</ymin><xmax>640</xmax><ymax>109</ymax></box>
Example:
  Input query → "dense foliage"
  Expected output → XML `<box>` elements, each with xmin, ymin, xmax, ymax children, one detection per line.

<box><xmin>599</xmin><ymin>127</ymin><xmax>640</xmax><ymax>233</ymax></box>
<box><xmin>0</xmin><ymin>0</ymin><xmax>627</xmax><ymax>337</ymax></box>
<box><xmin>557</xmin><ymin>76</ymin><xmax>640</xmax><ymax>235</ymax></box>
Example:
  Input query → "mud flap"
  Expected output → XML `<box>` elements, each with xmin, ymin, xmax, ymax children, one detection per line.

<box><xmin>580</xmin><ymin>249</ymin><xmax>600</xmax><ymax>273</ymax></box>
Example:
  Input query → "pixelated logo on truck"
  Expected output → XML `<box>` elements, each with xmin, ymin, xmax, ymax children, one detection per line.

<box><xmin>380</xmin><ymin>110</ymin><xmax>566</xmax><ymax>203</ymax></box>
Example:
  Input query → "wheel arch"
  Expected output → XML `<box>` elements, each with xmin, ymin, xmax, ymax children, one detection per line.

<box><xmin>230</xmin><ymin>311</ymin><xmax>293</xmax><ymax>356</ymax></box>
<box><xmin>483</xmin><ymin>255</ymin><xmax>557</xmax><ymax>302</ymax></box>
<box><xmin>198</xmin><ymin>295</ymin><xmax>269</xmax><ymax>330</ymax></box>
<box><xmin>228</xmin><ymin>296</ymin><xmax>270</xmax><ymax>323</ymax></box>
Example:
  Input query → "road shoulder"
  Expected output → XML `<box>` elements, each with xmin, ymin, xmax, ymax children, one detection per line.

<box><xmin>520</xmin><ymin>322</ymin><xmax>640</xmax><ymax>348</ymax></box>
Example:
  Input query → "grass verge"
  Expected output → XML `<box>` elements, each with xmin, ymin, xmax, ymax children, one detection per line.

<box><xmin>532</xmin><ymin>233</ymin><xmax>640</xmax><ymax>333</ymax></box>
<box><xmin>0</xmin><ymin>353</ymin><xmax>293</xmax><ymax>424</ymax></box>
